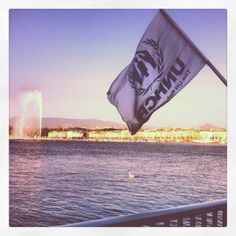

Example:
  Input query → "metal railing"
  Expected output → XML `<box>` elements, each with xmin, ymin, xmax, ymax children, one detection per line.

<box><xmin>63</xmin><ymin>199</ymin><xmax>226</xmax><ymax>227</ymax></box>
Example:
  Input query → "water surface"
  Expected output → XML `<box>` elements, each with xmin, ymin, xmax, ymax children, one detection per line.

<box><xmin>9</xmin><ymin>140</ymin><xmax>227</xmax><ymax>226</ymax></box>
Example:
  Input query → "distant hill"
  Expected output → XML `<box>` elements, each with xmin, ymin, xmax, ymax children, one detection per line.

<box><xmin>197</xmin><ymin>123</ymin><xmax>223</xmax><ymax>129</ymax></box>
<box><xmin>10</xmin><ymin>117</ymin><xmax>125</xmax><ymax>129</ymax></box>
<box><xmin>9</xmin><ymin>118</ymin><xmax>225</xmax><ymax>130</ymax></box>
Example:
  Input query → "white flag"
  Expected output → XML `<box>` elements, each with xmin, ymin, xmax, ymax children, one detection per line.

<box><xmin>107</xmin><ymin>10</ymin><xmax>205</xmax><ymax>135</ymax></box>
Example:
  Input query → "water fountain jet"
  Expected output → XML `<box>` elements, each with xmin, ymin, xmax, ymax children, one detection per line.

<box><xmin>14</xmin><ymin>90</ymin><xmax>42</xmax><ymax>139</ymax></box>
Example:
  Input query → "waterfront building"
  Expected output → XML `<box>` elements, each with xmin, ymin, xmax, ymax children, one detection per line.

<box><xmin>48</xmin><ymin>130</ymin><xmax>83</xmax><ymax>139</ymax></box>
<box><xmin>47</xmin><ymin>127</ymin><xmax>227</xmax><ymax>144</ymax></box>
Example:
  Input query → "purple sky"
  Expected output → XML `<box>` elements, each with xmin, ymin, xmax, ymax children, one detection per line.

<box><xmin>9</xmin><ymin>9</ymin><xmax>227</xmax><ymax>128</ymax></box>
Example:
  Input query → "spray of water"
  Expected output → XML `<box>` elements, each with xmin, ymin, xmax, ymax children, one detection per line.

<box><xmin>14</xmin><ymin>90</ymin><xmax>42</xmax><ymax>139</ymax></box>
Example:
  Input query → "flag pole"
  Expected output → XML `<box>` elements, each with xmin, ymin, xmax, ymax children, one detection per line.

<box><xmin>160</xmin><ymin>9</ymin><xmax>227</xmax><ymax>87</ymax></box>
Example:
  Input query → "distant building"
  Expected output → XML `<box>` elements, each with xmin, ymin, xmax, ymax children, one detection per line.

<box><xmin>47</xmin><ymin>127</ymin><xmax>227</xmax><ymax>144</ymax></box>
<box><xmin>95</xmin><ymin>126</ymin><xmax>113</xmax><ymax>130</ymax></box>
<box><xmin>213</xmin><ymin>130</ymin><xmax>227</xmax><ymax>143</ymax></box>
<box><xmin>48</xmin><ymin>130</ymin><xmax>83</xmax><ymax>139</ymax></box>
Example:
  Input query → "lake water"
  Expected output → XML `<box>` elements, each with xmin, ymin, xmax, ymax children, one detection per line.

<box><xmin>9</xmin><ymin>140</ymin><xmax>227</xmax><ymax>227</ymax></box>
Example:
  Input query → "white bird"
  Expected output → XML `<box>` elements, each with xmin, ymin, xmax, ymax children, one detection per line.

<box><xmin>128</xmin><ymin>172</ymin><xmax>135</xmax><ymax>178</ymax></box>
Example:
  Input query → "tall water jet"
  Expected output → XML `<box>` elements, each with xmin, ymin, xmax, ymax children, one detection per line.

<box><xmin>15</xmin><ymin>90</ymin><xmax>42</xmax><ymax>139</ymax></box>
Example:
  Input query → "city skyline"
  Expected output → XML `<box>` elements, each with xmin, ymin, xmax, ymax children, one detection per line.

<box><xmin>9</xmin><ymin>9</ymin><xmax>227</xmax><ymax>128</ymax></box>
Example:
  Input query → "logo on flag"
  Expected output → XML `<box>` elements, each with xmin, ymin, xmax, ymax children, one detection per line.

<box><xmin>128</xmin><ymin>39</ymin><xmax>165</xmax><ymax>96</ymax></box>
<box><xmin>107</xmin><ymin>10</ymin><xmax>206</xmax><ymax>135</ymax></box>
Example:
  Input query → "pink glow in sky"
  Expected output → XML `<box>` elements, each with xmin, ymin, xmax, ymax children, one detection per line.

<box><xmin>9</xmin><ymin>9</ymin><xmax>227</xmax><ymax>128</ymax></box>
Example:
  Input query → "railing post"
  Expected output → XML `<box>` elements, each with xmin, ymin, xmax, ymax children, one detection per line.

<box><xmin>201</xmin><ymin>213</ymin><xmax>207</xmax><ymax>227</ymax></box>
<box><xmin>164</xmin><ymin>220</ymin><xmax>170</xmax><ymax>226</ymax></box>
<box><xmin>177</xmin><ymin>217</ymin><xmax>183</xmax><ymax>226</ymax></box>
<box><xmin>222</xmin><ymin>207</ymin><xmax>227</xmax><ymax>226</ymax></box>
<box><xmin>190</xmin><ymin>215</ymin><xmax>196</xmax><ymax>227</ymax></box>
<box><xmin>212</xmin><ymin>210</ymin><xmax>218</xmax><ymax>226</ymax></box>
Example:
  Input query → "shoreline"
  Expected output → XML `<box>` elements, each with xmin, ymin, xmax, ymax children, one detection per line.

<box><xmin>9</xmin><ymin>138</ymin><xmax>227</xmax><ymax>146</ymax></box>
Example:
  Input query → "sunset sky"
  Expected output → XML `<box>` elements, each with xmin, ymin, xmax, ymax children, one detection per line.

<box><xmin>9</xmin><ymin>9</ymin><xmax>227</xmax><ymax>128</ymax></box>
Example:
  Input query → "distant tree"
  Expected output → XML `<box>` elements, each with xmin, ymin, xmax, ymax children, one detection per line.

<box><xmin>41</xmin><ymin>128</ymin><xmax>50</xmax><ymax>137</ymax></box>
<box><xmin>9</xmin><ymin>126</ymin><xmax>13</xmax><ymax>135</ymax></box>
<box><xmin>83</xmin><ymin>132</ymin><xmax>89</xmax><ymax>139</ymax></box>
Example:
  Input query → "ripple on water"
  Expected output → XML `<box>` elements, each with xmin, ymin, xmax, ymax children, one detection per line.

<box><xmin>9</xmin><ymin>140</ymin><xmax>227</xmax><ymax>226</ymax></box>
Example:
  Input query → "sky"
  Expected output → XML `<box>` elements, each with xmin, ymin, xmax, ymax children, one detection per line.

<box><xmin>9</xmin><ymin>9</ymin><xmax>227</xmax><ymax>128</ymax></box>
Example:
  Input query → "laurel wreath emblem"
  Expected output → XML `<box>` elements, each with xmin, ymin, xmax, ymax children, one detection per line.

<box><xmin>128</xmin><ymin>38</ymin><xmax>165</xmax><ymax>96</ymax></box>
<box><xmin>128</xmin><ymin>73</ymin><xmax>146</xmax><ymax>95</ymax></box>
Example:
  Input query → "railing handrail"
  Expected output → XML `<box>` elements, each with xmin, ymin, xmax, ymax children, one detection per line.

<box><xmin>62</xmin><ymin>199</ymin><xmax>226</xmax><ymax>227</ymax></box>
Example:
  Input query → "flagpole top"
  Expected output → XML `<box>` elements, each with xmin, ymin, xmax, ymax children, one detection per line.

<box><xmin>159</xmin><ymin>9</ymin><xmax>227</xmax><ymax>87</ymax></box>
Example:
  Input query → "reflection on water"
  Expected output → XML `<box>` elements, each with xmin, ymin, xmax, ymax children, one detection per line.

<box><xmin>9</xmin><ymin>140</ymin><xmax>227</xmax><ymax>226</ymax></box>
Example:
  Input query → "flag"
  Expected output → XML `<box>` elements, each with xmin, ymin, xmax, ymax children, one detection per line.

<box><xmin>107</xmin><ymin>10</ymin><xmax>206</xmax><ymax>135</ymax></box>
